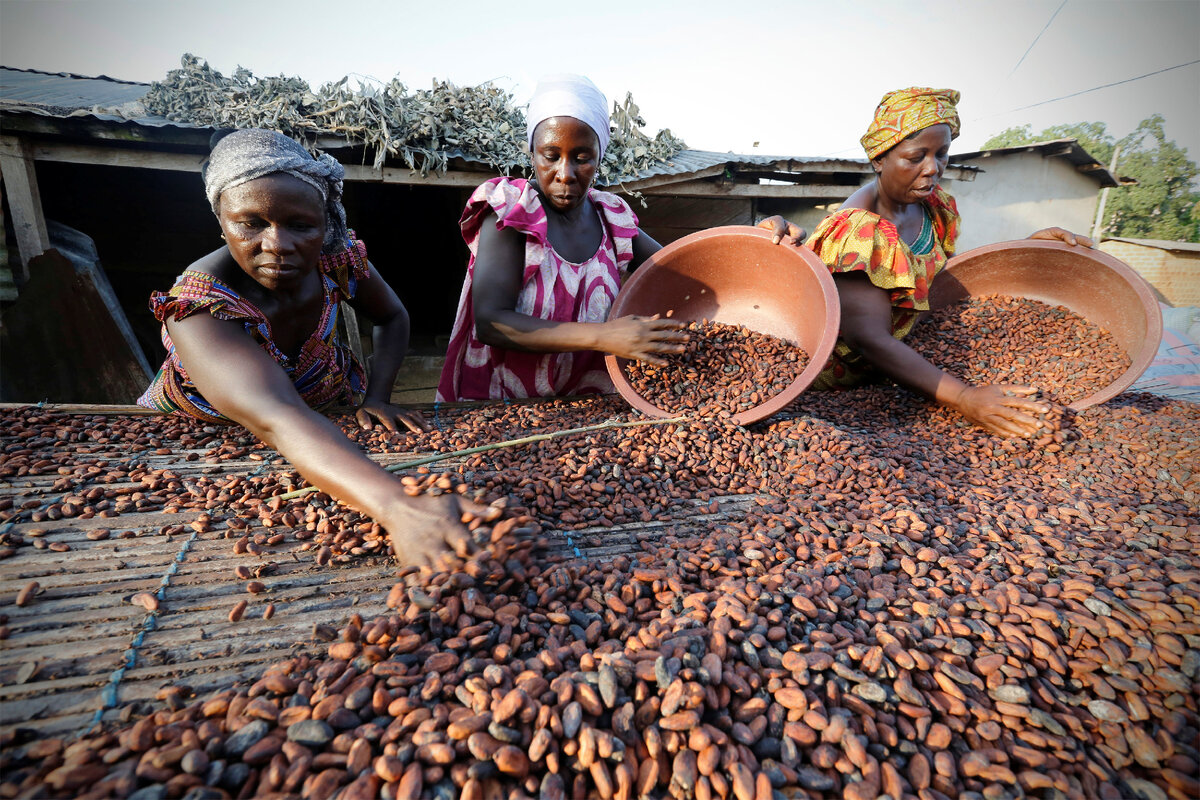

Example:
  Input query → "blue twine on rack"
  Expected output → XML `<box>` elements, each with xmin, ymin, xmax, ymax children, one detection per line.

<box><xmin>562</xmin><ymin>530</ymin><xmax>584</xmax><ymax>561</ymax></box>
<box><xmin>87</xmin><ymin>526</ymin><xmax>199</xmax><ymax>731</ymax></box>
<box><xmin>84</xmin><ymin>463</ymin><xmax>273</xmax><ymax>733</ymax></box>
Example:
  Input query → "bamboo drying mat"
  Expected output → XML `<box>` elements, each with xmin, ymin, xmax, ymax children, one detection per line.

<box><xmin>0</xmin><ymin>411</ymin><xmax>760</xmax><ymax>740</ymax></box>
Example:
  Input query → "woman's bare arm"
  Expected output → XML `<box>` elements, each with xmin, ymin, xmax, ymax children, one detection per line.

<box><xmin>835</xmin><ymin>273</ymin><xmax>1050</xmax><ymax>438</ymax></box>
<box><xmin>166</xmin><ymin>312</ymin><xmax>473</xmax><ymax>566</ymax></box>
<box><xmin>346</xmin><ymin>262</ymin><xmax>427</xmax><ymax>433</ymax></box>
<box><xmin>470</xmin><ymin>214</ymin><xmax>687</xmax><ymax>363</ymax></box>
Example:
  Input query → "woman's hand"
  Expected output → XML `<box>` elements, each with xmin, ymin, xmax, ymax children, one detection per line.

<box><xmin>384</xmin><ymin>492</ymin><xmax>491</xmax><ymax>570</ymax></box>
<box><xmin>355</xmin><ymin>398</ymin><xmax>429</xmax><ymax>433</ymax></box>
<box><xmin>1029</xmin><ymin>227</ymin><xmax>1095</xmax><ymax>248</ymax></box>
<box><xmin>951</xmin><ymin>384</ymin><xmax>1051</xmax><ymax>439</ymax></box>
<box><xmin>600</xmin><ymin>315</ymin><xmax>689</xmax><ymax>365</ymax></box>
<box><xmin>757</xmin><ymin>215</ymin><xmax>807</xmax><ymax>246</ymax></box>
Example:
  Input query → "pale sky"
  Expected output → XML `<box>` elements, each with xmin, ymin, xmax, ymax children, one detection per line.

<box><xmin>2</xmin><ymin>0</ymin><xmax>1198</xmax><ymax>168</ymax></box>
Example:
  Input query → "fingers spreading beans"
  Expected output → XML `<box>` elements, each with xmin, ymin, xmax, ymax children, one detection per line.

<box><xmin>908</xmin><ymin>296</ymin><xmax>1131</xmax><ymax>406</ymax></box>
<box><xmin>622</xmin><ymin>321</ymin><xmax>810</xmax><ymax>418</ymax></box>
<box><xmin>0</xmin><ymin>364</ymin><xmax>1197</xmax><ymax>800</ymax></box>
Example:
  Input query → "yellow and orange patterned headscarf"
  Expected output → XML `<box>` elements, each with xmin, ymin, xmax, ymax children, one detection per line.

<box><xmin>860</xmin><ymin>88</ymin><xmax>961</xmax><ymax>160</ymax></box>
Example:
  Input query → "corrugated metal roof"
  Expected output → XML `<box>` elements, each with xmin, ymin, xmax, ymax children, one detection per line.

<box><xmin>0</xmin><ymin>66</ymin><xmax>151</xmax><ymax>115</ymax></box>
<box><xmin>1104</xmin><ymin>237</ymin><xmax>1200</xmax><ymax>253</ymax></box>
<box><xmin>950</xmin><ymin>138</ymin><xmax>1123</xmax><ymax>188</ymax></box>
<box><xmin>1</xmin><ymin>66</ymin><xmax>876</xmax><ymax>184</ymax></box>
<box><xmin>612</xmin><ymin>149</ymin><xmax>874</xmax><ymax>184</ymax></box>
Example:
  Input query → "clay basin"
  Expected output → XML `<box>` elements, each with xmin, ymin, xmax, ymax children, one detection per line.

<box><xmin>928</xmin><ymin>239</ymin><xmax>1162</xmax><ymax>410</ymax></box>
<box><xmin>605</xmin><ymin>225</ymin><xmax>840</xmax><ymax>425</ymax></box>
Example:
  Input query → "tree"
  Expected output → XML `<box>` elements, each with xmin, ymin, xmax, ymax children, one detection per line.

<box><xmin>982</xmin><ymin>116</ymin><xmax>1200</xmax><ymax>242</ymax></box>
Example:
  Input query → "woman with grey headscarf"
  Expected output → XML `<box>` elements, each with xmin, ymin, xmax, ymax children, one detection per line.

<box><xmin>137</xmin><ymin>129</ymin><xmax>478</xmax><ymax>567</ymax></box>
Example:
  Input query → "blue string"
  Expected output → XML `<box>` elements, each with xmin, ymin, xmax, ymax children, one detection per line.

<box><xmin>562</xmin><ymin>531</ymin><xmax>584</xmax><ymax>561</ymax></box>
<box><xmin>87</xmin><ymin>526</ymin><xmax>199</xmax><ymax>732</ymax></box>
<box><xmin>84</xmin><ymin>463</ymin><xmax>275</xmax><ymax>734</ymax></box>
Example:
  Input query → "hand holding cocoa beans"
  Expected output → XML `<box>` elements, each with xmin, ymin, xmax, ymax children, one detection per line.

<box><xmin>599</xmin><ymin>315</ymin><xmax>689</xmax><ymax>365</ymax></box>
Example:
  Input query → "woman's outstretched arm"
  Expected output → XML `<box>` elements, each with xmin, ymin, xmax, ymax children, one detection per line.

<box><xmin>834</xmin><ymin>273</ymin><xmax>1051</xmax><ymax>438</ymax></box>
<box><xmin>166</xmin><ymin>312</ymin><xmax>476</xmax><ymax>567</ymax></box>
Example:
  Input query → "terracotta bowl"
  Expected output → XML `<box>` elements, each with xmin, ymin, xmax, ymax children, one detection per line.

<box><xmin>605</xmin><ymin>226</ymin><xmax>840</xmax><ymax>425</ymax></box>
<box><xmin>928</xmin><ymin>239</ymin><xmax>1163</xmax><ymax>410</ymax></box>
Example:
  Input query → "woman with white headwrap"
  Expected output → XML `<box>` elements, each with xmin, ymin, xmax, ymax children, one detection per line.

<box><xmin>138</xmin><ymin>129</ymin><xmax>480</xmax><ymax>567</ymax></box>
<box><xmin>436</xmin><ymin>74</ymin><xmax>690</xmax><ymax>401</ymax></box>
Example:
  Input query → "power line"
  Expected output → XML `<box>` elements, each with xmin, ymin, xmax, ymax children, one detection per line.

<box><xmin>815</xmin><ymin>59</ymin><xmax>1200</xmax><ymax>159</ymax></box>
<box><xmin>982</xmin><ymin>59</ymin><xmax>1200</xmax><ymax>119</ymax></box>
<box><xmin>1010</xmin><ymin>0</ymin><xmax>1067</xmax><ymax>77</ymax></box>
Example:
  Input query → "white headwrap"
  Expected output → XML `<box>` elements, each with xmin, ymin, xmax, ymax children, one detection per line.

<box><xmin>525</xmin><ymin>74</ymin><xmax>611</xmax><ymax>158</ymax></box>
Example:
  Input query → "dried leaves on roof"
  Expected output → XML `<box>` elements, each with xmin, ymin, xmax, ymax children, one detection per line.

<box><xmin>137</xmin><ymin>55</ymin><xmax>686</xmax><ymax>183</ymax></box>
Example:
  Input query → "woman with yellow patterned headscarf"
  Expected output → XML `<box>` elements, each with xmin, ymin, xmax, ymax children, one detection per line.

<box><xmin>761</xmin><ymin>87</ymin><xmax>1093</xmax><ymax>439</ymax></box>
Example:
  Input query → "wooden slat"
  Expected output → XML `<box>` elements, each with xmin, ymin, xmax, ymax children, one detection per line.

<box><xmin>0</xmin><ymin>137</ymin><xmax>498</xmax><ymax>188</ymax></box>
<box><xmin>0</xmin><ymin>137</ymin><xmax>49</xmax><ymax>279</ymax></box>
<box><xmin>0</xmin><ymin>405</ymin><xmax>758</xmax><ymax>739</ymax></box>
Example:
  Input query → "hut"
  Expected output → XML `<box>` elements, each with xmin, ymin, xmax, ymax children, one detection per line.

<box><xmin>946</xmin><ymin>138</ymin><xmax>1126</xmax><ymax>251</ymax></box>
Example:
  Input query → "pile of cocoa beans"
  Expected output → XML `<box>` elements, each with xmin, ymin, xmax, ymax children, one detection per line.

<box><xmin>622</xmin><ymin>321</ymin><xmax>809</xmax><ymax>418</ymax></box>
<box><xmin>0</xmin><ymin>379</ymin><xmax>1197</xmax><ymax>800</ymax></box>
<box><xmin>908</xmin><ymin>296</ymin><xmax>1131</xmax><ymax>405</ymax></box>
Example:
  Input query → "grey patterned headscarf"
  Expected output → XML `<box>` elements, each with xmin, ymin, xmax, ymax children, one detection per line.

<box><xmin>203</xmin><ymin>129</ymin><xmax>348</xmax><ymax>254</ymax></box>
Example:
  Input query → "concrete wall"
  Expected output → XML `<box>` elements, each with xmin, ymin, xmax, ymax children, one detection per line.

<box><xmin>948</xmin><ymin>153</ymin><xmax>1101</xmax><ymax>252</ymax></box>
<box><xmin>1099</xmin><ymin>241</ymin><xmax>1200</xmax><ymax>307</ymax></box>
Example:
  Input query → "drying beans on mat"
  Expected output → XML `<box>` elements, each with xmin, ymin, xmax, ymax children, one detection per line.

<box><xmin>1</xmin><ymin>387</ymin><xmax>1198</xmax><ymax>800</ymax></box>
<box><xmin>908</xmin><ymin>295</ymin><xmax>1131</xmax><ymax>406</ymax></box>
<box><xmin>622</xmin><ymin>321</ymin><xmax>809</xmax><ymax>418</ymax></box>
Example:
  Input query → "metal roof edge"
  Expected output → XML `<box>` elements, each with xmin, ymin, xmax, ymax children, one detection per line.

<box><xmin>1102</xmin><ymin>237</ymin><xmax>1200</xmax><ymax>253</ymax></box>
<box><xmin>950</xmin><ymin>138</ymin><xmax>1120</xmax><ymax>188</ymax></box>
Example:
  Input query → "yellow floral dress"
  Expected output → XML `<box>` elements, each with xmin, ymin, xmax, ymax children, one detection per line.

<box><xmin>805</xmin><ymin>187</ymin><xmax>961</xmax><ymax>388</ymax></box>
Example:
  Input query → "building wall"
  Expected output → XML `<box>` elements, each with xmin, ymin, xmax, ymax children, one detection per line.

<box><xmin>948</xmin><ymin>153</ymin><xmax>1101</xmax><ymax>252</ymax></box>
<box><xmin>629</xmin><ymin>195</ymin><xmax>754</xmax><ymax>245</ymax></box>
<box><xmin>753</xmin><ymin>199</ymin><xmax>855</xmax><ymax>241</ymax></box>
<box><xmin>1099</xmin><ymin>241</ymin><xmax>1200</xmax><ymax>307</ymax></box>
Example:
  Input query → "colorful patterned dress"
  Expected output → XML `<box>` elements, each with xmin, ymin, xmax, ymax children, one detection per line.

<box><xmin>137</xmin><ymin>236</ymin><xmax>370</xmax><ymax>423</ymax></box>
<box><xmin>805</xmin><ymin>187</ymin><xmax>961</xmax><ymax>388</ymax></box>
<box><xmin>437</xmin><ymin>177</ymin><xmax>640</xmax><ymax>401</ymax></box>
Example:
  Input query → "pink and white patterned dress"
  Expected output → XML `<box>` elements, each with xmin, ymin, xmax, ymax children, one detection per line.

<box><xmin>437</xmin><ymin>177</ymin><xmax>640</xmax><ymax>401</ymax></box>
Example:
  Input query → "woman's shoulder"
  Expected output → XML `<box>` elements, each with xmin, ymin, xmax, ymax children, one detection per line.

<box><xmin>588</xmin><ymin>188</ymin><xmax>639</xmax><ymax>234</ymax></box>
<box><xmin>461</xmin><ymin>177</ymin><xmax>546</xmax><ymax>242</ymax></box>
<box><xmin>926</xmin><ymin>186</ymin><xmax>960</xmax><ymax>254</ymax></box>
<box><xmin>318</xmin><ymin>232</ymin><xmax>370</xmax><ymax>294</ymax></box>
<box><xmin>807</xmin><ymin>204</ymin><xmax>886</xmax><ymax>246</ymax></box>
<box><xmin>150</xmin><ymin>253</ymin><xmax>254</xmax><ymax>323</ymax></box>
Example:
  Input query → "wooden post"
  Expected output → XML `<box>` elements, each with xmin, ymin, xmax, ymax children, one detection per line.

<box><xmin>1091</xmin><ymin>145</ymin><xmax>1121</xmax><ymax>243</ymax></box>
<box><xmin>339</xmin><ymin>301</ymin><xmax>368</xmax><ymax>374</ymax></box>
<box><xmin>0</xmin><ymin>137</ymin><xmax>51</xmax><ymax>283</ymax></box>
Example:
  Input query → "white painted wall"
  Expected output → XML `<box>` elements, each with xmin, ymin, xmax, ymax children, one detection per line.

<box><xmin>944</xmin><ymin>153</ymin><xmax>1101</xmax><ymax>253</ymax></box>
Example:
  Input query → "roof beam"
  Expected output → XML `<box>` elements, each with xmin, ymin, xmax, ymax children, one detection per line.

<box><xmin>642</xmin><ymin>182</ymin><xmax>859</xmax><ymax>199</ymax></box>
<box><xmin>607</xmin><ymin>164</ymin><xmax>730</xmax><ymax>192</ymax></box>
<box><xmin>0</xmin><ymin>136</ymin><xmax>204</xmax><ymax>172</ymax></box>
<box><xmin>0</xmin><ymin>136</ymin><xmax>499</xmax><ymax>186</ymax></box>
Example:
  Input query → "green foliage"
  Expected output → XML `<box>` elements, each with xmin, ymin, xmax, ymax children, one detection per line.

<box><xmin>982</xmin><ymin>117</ymin><xmax>1200</xmax><ymax>242</ymax></box>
